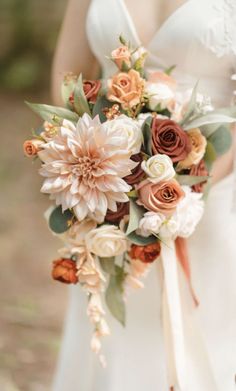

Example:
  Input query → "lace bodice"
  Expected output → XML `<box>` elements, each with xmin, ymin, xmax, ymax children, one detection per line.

<box><xmin>86</xmin><ymin>0</ymin><xmax>236</xmax><ymax>107</ymax></box>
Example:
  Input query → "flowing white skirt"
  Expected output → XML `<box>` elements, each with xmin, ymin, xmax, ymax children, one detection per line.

<box><xmin>52</xmin><ymin>174</ymin><xmax>236</xmax><ymax>391</ymax></box>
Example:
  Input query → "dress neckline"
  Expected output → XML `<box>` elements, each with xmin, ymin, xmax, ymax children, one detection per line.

<box><xmin>119</xmin><ymin>0</ymin><xmax>193</xmax><ymax>48</ymax></box>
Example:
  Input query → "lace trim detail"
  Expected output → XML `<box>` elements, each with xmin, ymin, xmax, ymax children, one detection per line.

<box><xmin>203</xmin><ymin>0</ymin><xmax>236</xmax><ymax>57</ymax></box>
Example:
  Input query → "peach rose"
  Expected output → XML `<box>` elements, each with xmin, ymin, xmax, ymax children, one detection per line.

<box><xmin>107</xmin><ymin>69</ymin><xmax>145</xmax><ymax>110</ymax></box>
<box><xmin>177</xmin><ymin>128</ymin><xmax>207</xmax><ymax>169</ymax></box>
<box><xmin>129</xmin><ymin>242</ymin><xmax>161</xmax><ymax>263</ymax></box>
<box><xmin>23</xmin><ymin>139</ymin><xmax>44</xmax><ymax>157</ymax></box>
<box><xmin>137</xmin><ymin>179</ymin><xmax>185</xmax><ymax>216</ymax></box>
<box><xmin>111</xmin><ymin>45</ymin><xmax>131</xmax><ymax>70</ymax></box>
<box><xmin>52</xmin><ymin>259</ymin><xmax>78</xmax><ymax>284</ymax></box>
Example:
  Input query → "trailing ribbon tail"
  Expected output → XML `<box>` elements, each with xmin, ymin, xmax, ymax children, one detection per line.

<box><xmin>161</xmin><ymin>239</ymin><xmax>219</xmax><ymax>391</ymax></box>
<box><xmin>175</xmin><ymin>237</ymin><xmax>199</xmax><ymax>307</ymax></box>
<box><xmin>161</xmin><ymin>239</ymin><xmax>188</xmax><ymax>391</ymax></box>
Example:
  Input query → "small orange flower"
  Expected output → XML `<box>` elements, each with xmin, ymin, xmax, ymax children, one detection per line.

<box><xmin>52</xmin><ymin>259</ymin><xmax>78</xmax><ymax>284</ymax></box>
<box><xmin>23</xmin><ymin>139</ymin><xmax>44</xmax><ymax>157</ymax></box>
<box><xmin>129</xmin><ymin>242</ymin><xmax>161</xmax><ymax>263</ymax></box>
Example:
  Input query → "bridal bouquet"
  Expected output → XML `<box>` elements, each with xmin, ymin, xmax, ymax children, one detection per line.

<box><xmin>23</xmin><ymin>37</ymin><xmax>234</xmax><ymax>366</ymax></box>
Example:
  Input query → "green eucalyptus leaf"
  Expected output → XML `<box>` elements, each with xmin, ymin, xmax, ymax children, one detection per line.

<box><xmin>92</xmin><ymin>95</ymin><xmax>114</xmax><ymax>122</ymax></box>
<box><xmin>176</xmin><ymin>174</ymin><xmax>209</xmax><ymax>186</ymax></box>
<box><xmin>105</xmin><ymin>266</ymin><xmax>126</xmax><ymax>326</ymax></box>
<box><xmin>49</xmin><ymin>206</ymin><xmax>74</xmax><ymax>234</ymax></box>
<box><xmin>204</xmin><ymin>141</ymin><xmax>217</xmax><ymax>171</ymax></box>
<box><xmin>26</xmin><ymin>102</ymin><xmax>79</xmax><ymax>124</ymax></box>
<box><xmin>99</xmin><ymin>256</ymin><xmax>116</xmax><ymax>275</ymax></box>
<box><xmin>183</xmin><ymin>112</ymin><xmax>236</xmax><ymax>130</ymax></box>
<box><xmin>121</xmin><ymin>61</ymin><xmax>131</xmax><ymax>72</ymax></box>
<box><xmin>164</xmin><ymin>64</ymin><xmax>176</xmax><ymax>76</ymax></box>
<box><xmin>127</xmin><ymin>231</ymin><xmax>157</xmax><ymax>246</ymax></box>
<box><xmin>73</xmin><ymin>74</ymin><xmax>91</xmax><ymax>116</ymax></box>
<box><xmin>208</xmin><ymin>125</ymin><xmax>232</xmax><ymax>156</ymax></box>
<box><xmin>180</xmin><ymin>81</ymin><xmax>199</xmax><ymax>125</ymax></box>
<box><xmin>119</xmin><ymin>35</ymin><xmax>127</xmax><ymax>46</ymax></box>
<box><xmin>142</xmin><ymin>115</ymin><xmax>153</xmax><ymax>156</ymax></box>
<box><xmin>126</xmin><ymin>199</ymin><xmax>144</xmax><ymax>235</ymax></box>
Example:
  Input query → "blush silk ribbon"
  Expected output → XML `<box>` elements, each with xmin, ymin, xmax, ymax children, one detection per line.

<box><xmin>161</xmin><ymin>238</ymin><xmax>219</xmax><ymax>391</ymax></box>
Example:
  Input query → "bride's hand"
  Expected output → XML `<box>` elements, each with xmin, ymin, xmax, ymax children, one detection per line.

<box><xmin>51</xmin><ymin>0</ymin><xmax>100</xmax><ymax>106</ymax></box>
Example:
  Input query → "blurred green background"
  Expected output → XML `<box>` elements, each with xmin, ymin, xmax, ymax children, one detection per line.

<box><xmin>0</xmin><ymin>0</ymin><xmax>65</xmax><ymax>91</ymax></box>
<box><xmin>0</xmin><ymin>1</ymin><xmax>69</xmax><ymax>391</ymax></box>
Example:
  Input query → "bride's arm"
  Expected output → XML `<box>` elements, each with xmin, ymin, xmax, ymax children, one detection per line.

<box><xmin>51</xmin><ymin>0</ymin><xmax>100</xmax><ymax>106</ymax></box>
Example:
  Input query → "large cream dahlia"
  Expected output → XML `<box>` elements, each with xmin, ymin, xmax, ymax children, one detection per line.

<box><xmin>38</xmin><ymin>114</ymin><xmax>137</xmax><ymax>222</ymax></box>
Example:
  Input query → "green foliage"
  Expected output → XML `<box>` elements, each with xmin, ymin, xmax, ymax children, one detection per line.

<box><xmin>176</xmin><ymin>174</ymin><xmax>209</xmax><ymax>186</ymax></box>
<box><xmin>204</xmin><ymin>142</ymin><xmax>217</xmax><ymax>171</ymax></box>
<box><xmin>184</xmin><ymin>111</ymin><xmax>236</xmax><ymax>130</ymax></box>
<box><xmin>92</xmin><ymin>95</ymin><xmax>114</xmax><ymax>122</ymax></box>
<box><xmin>126</xmin><ymin>199</ymin><xmax>144</xmax><ymax>235</ymax></box>
<box><xmin>142</xmin><ymin>115</ymin><xmax>153</xmax><ymax>156</ymax></box>
<box><xmin>208</xmin><ymin>125</ymin><xmax>232</xmax><ymax>156</ymax></box>
<box><xmin>25</xmin><ymin>102</ymin><xmax>79</xmax><ymax>124</ymax></box>
<box><xmin>164</xmin><ymin>64</ymin><xmax>176</xmax><ymax>75</ymax></box>
<box><xmin>49</xmin><ymin>206</ymin><xmax>74</xmax><ymax>234</ymax></box>
<box><xmin>99</xmin><ymin>256</ymin><xmax>116</xmax><ymax>275</ymax></box>
<box><xmin>105</xmin><ymin>266</ymin><xmax>126</xmax><ymax>326</ymax></box>
<box><xmin>73</xmin><ymin>74</ymin><xmax>91</xmax><ymax>116</ymax></box>
<box><xmin>127</xmin><ymin>231</ymin><xmax>157</xmax><ymax>246</ymax></box>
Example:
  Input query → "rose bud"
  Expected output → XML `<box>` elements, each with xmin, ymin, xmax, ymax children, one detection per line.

<box><xmin>111</xmin><ymin>45</ymin><xmax>131</xmax><ymax>70</ymax></box>
<box><xmin>52</xmin><ymin>259</ymin><xmax>78</xmax><ymax>284</ymax></box>
<box><xmin>124</xmin><ymin>153</ymin><xmax>145</xmax><ymax>185</ymax></box>
<box><xmin>190</xmin><ymin>160</ymin><xmax>209</xmax><ymax>193</ymax></box>
<box><xmin>83</xmin><ymin>80</ymin><xmax>101</xmax><ymax>103</ymax></box>
<box><xmin>129</xmin><ymin>242</ymin><xmax>161</xmax><ymax>263</ymax></box>
<box><xmin>151</xmin><ymin>118</ymin><xmax>192</xmax><ymax>163</ymax></box>
<box><xmin>105</xmin><ymin>202</ymin><xmax>129</xmax><ymax>224</ymax></box>
<box><xmin>23</xmin><ymin>139</ymin><xmax>44</xmax><ymax>157</ymax></box>
<box><xmin>69</xmin><ymin>80</ymin><xmax>101</xmax><ymax>106</ymax></box>
<box><xmin>137</xmin><ymin>179</ymin><xmax>185</xmax><ymax>216</ymax></box>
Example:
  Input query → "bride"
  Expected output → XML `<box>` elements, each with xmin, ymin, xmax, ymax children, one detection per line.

<box><xmin>51</xmin><ymin>0</ymin><xmax>236</xmax><ymax>390</ymax></box>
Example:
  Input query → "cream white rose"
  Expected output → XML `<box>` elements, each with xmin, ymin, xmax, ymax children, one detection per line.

<box><xmin>104</xmin><ymin>114</ymin><xmax>143</xmax><ymax>154</ymax></box>
<box><xmin>86</xmin><ymin>224</ymin><xmax>128</xmax><ymax>257</ymax></box>
<box><xmin>145</xmin><ymin>82</ymin><xmax>175</xmax><ymax>111</ymax></box>
<box><xmin>141</xmin><ymin>154</ymin><xmax>175</xmax><ymax>183</ymax></box>
<box><xmin>138</xmin><ymin>211</ymin><xmax>165</xmax><ymax>237</ymax></box>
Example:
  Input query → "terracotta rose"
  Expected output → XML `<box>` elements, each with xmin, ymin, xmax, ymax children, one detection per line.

<box><xmin>137</xmin><ymin>179</ymin><xmax>185</xmax><ymax>216</ymax></box>
<box><xmin>105</xmin><ymin>202</ymin><xmax>130</xmax><ymax>224</ymax></box>
<box><xmin>190</xmin><ymin>160</ymin><xmax>209</xmax><ymax>193</ymax></box>
<box><xmin>52</xmin><ymin>259</ymin><xmax>78</xmax><ymax>284</ymax></box>
<box><xmin>83</xmin><ymin>80</ymin><xmax>101</xmax><ymax>103</ymax></box>
<box><xmin>151</xmin><ymin>118</ymin><xmax>192</xmax><ymax>163</ymax></box>
<box><xmin>107</xmin><ymin>69</ymin><xmax>145</xmax><ymax>110</ymax></box>
<box><xmin>124</xmin><ymin>153</ymin><xmax>145</xmax><ymax>186</ymax></box>
<box><xmin>129</xmin><ymin>242</ymin><xmax>161</xmax><ymax>263</ymax></box>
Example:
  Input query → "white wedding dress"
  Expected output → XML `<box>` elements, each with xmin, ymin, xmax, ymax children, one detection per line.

<box><xmin>52</xmin><ymin>1</ymin><xmax>236</xmax><ymax>390</ymax></box>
